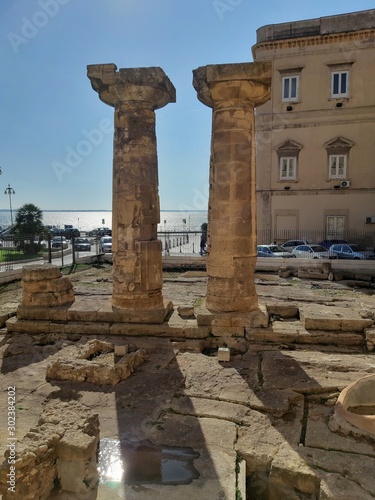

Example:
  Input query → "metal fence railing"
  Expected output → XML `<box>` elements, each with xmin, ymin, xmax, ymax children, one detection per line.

<box><xmin>257</xmin><ymin>229</ymin><xmax>375</xmax><ymax>249</ymax></box>
<box><xmin>1</xmin><ymin>229</ymin><xmax>375</xmax><ymax>274</ymax></box>
<box><xmin>0</xmin><ymin>236</ymin><xmax>46</xmax><ymax>273</ymax></box>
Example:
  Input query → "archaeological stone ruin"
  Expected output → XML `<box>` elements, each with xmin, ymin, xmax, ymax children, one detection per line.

<box><xmin>87</xmin><ymin>64</ymin><xmax>175</xmax><ymax>321</ymax></box>
<box><xmin>1</xmin><ymin>61</ymin><xmax>375</xmax><ymax>499</ymax></box>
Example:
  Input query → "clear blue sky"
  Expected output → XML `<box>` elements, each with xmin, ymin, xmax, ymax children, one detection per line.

<box><xmin>0</xmin><ymin>0</ymin><xmax>373</xmax><ymax>211</ymax></box>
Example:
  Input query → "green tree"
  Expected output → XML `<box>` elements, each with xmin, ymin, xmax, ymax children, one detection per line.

<box><xmin>13</xmin><ymin>203</ymin><xmax>46</xmax><ymax>255</ymax></box>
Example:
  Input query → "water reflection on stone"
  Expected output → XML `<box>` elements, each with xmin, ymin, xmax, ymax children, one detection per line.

<box><xmin>98</xmin><ymin>438</ymin><xmax>200</xmax><ymax>486</ymax></box>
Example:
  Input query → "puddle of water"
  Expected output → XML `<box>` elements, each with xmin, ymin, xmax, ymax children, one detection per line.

<box><xmin>98</xmin><ymin>438</ymin><xmax>200</xmax><ymax>486</ymax></box>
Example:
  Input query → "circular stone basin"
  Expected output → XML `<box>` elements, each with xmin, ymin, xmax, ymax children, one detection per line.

<box><xmin>334</xmin><ymin>374</ymin><xmax>375</xmax><ymax>437</ymax></box>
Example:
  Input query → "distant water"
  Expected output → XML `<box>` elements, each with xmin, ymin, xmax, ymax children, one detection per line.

<box><xmin>0</xmin><ymin>210</ymin><xmax>207</xmax><ymax>233</ymax></box>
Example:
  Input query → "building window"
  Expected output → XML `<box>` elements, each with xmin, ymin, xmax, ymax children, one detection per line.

<box><xmin>326</xmin><ymin>215</ymin><xmax>346</xmax><ymax>239</ymax></box>
<box><xmin>282</xmin><ymin>75</ymin><xmax>299</xmax><ymax>102</ymax></box>
<box><xmin>324</xmin><ymin>137</ymin><xmax>354</xmax><ymax>181</ymax></box>
<box><xmin>329</xmin><ymin>154</ymin><xmax>347</xmax><ymax>179</ymax></box>
<box><xmin>278</xmin><ymin>67</ymin><xmax>303</xmax><ymax>103</ymax></box>
<box><xmin>276</xmin><ymin>140</ymin><xmax>302</xmax><ymax>182</ymax></box>
<box><xmin>331</xmin><ymin>71</ymin><xmax>349</xmax><ymax>97</ymax></box>
<box><xmin>280</xmin><ymin>157</ymin><xmax>297</xmax><ymax>180</ymax></box>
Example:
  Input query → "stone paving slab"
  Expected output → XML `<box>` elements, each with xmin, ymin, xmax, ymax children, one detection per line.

<box><xmin>1</xmin><ymin>267</ymin><xmax>375</xmax><ymax>498</ymax></box>
<box><xmin>305</xmin><ymin>403</ymin><xmax>375</xmax><ymax>457</ymax></box>
<box><xmin>300</xmin><ymin>304</ymin><xmax>373</xmax><ymax>331</ymax></box>
<box><xmin>300</xmin><ymin>446</ymin><xmax>375</xmax><ymax>497</ymax></box>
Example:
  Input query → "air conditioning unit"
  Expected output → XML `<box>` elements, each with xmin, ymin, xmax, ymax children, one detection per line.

<box><xmin>365</xmin><ymin>217</ymin><xmax>375</xmax><ymax>224</ymax></box>
<box><xmin>340</xmin><ymin>180</ymin><xmax>350</xmax><ymax>188</ymax></box>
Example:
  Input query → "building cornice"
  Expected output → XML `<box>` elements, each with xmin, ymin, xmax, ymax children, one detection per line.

<box><xmin>252</xmin><ymin>29</ymin><xmax>375</xmax><ymax>58</ymax></box>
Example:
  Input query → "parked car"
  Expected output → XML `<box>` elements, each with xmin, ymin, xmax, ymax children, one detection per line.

<box><xmin>74</xmin><ymin>237</ymin><xmax>91</xmax><ymax>252</ymax></box>
<box><xmin>280</xmin><ymin>239</ymin><xmax>309</xmax><ymax>252</ymax></box>
<box><xmin>292</xmin><ymin>244</ymin><xmax>336</xmax><ymax>259</ymax></box>
<box><xmin>257</xmin><ymin>244</ymin><xmax>296</xmax><ymax>258</ymax></box>
<box><xmin>88</xmin><ymin>227</ymin><xmax>112</xmax><ymax>237</ymax></box>
<box><xmin>1</xmin><ymin>227</ymin><xmax>14</xmax><ymax>240</ymax></box>
<box><xmin>51</xmin><ymin>236</ymin><xmax>69</xmax><ymax>249</ymax></box>
<box><xmin>63</xmin><ymin>227</ymin><xmax>80</xmax><ymax>239</ymax></box>
<box><xmin>49</xmin><ymin>227</ymin><xmax>80</xmax><ymax>239</ymax></box>
<box><xmin>329</xmin><ymin>243</ymin><xmax>375</xmax><ymax>260</ymax></box>
<box><xmin>319</xmin><ymin>239</ymin><xmax>348</xmax><ymax>249</ymax></box>
<box><xmin>99</xmin><ymin>236</ymin><xmax>112</xmax><ymax>253</ymax></box>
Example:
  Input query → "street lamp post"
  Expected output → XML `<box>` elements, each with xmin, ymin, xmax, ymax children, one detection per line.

<box><xmin>4</xmin><ymin>184</ymin><xmax>15</xmax><ymax>226</ymax></box>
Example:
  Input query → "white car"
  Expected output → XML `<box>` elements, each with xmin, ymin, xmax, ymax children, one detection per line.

<box><xmin>257</xmin><ymin>244</ymin><xmax>296</xmax><ymax>258</ymax></box>
<box><xmin>99</xmin><ymin>236</ymin><xmax>112</xmax><ymax>253</ymax></box>
<box><xmin>292</xmin><ymin>244</ymin><xmax>335</xmax><ymax>259</ymax></box>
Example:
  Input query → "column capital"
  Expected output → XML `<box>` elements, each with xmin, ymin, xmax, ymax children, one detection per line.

<box><xmin>87</xmin><ymin>63</ymin><xmax>176</xmax><ymax>109</ymax></box>
<box><xmin>192</xmin><ymin>62</ymin><xmax>272</xmax><ymax>108</ymax></box>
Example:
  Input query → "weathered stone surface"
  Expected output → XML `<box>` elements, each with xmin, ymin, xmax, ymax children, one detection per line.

<box><xmin>260</xmin><ymin>320</ymin><xmax>365</xmax><ymax>346</ymax></box>
<box><xmin>17</xmin><ymin>305</ymin><xmax>68</xmax><ymax>321</ymax></box>
<box><xmin>365</xmin><ymin>327</ymin><xmax>375</xmax><ymax>351</ymax></box>
<box><xmin>300</xmin><ymin>304</ymin><xmax>373</xmax><ymax>331</ymax></box>
<box><xmin>193</xmin><ymin>62</ymin><xmax>271</xmax><ymax>314</ymax></box>
<box><xmin>330</xmin><ymin>373</ymin><xmax>375</xmax><ymax>438</ymax></box>
<box><xmin>262</xmin><ymin>350</ymin><xmax>375</xmax><ymax>393</ymax></box>
<box><xmin>305</xmin><ymin>404</ymin><xmax>375</xmax><ymax>456</ymax></box>
<box><xmin>267</xmin><ymin>303</ymin><xmax>299</xmax><ymax>318</ymax></box>
<box><xmin>21</xmin><ymin>265</ymin><xmax>75</xmax><ymax>308</ymax></box>
<box><xmin>46</xmin><ymin>339</ymin><xmax>147</xmax><ymax>385</ymax></box>
<box><xmin>197</xmin><ymin>301</ymin><xmax>269</xmax><ymax>331</ymax></box>
<box><xmin>0</xmin><ymin>400</ymin><xmax>99</xmax><ymax>500</ymax></box>
<box><xmin>300</xmin><ymin>446</ymin><xmax>375</xmax><ymax>497</ymax></box>
<box><xmin>2</xmin><ymin>269</ymin><xmax>375</xmax><ymax>499</ymax></box>
<box><xmin>319</xmin><ymin>472</ymin><xmax>374</xmax><ymax>499</ymax></box>
<box><xmin>22</xmin><ymin>264</ymin><xmax>62</xmax><ymax>282</ymax></box>
<box><xmin>177</xmin><ymin>305</ymin><xmax>196</xmax><ymax>319</ymax></box>
<box><xmin>88</xmin><ymin>64</ymin><xmax>175</xmax><ymax>311</ymax></box>
<box><xmin>268</xmin><ymin>445</ymin><xmax>320</xmax><ymax>499</ymax></box>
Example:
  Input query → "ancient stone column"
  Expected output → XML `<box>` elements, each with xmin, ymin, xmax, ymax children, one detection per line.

<box><xmin>87</xmin><ymin>64</ymin><xmax>175</xmax><ymax>314</ymax></box>
<box><xmin>193</xmin><ymin>62</ymin><xmax>271</xmax><ymax>314</ymax></box>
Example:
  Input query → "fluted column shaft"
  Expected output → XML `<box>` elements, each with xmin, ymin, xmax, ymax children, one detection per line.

<box><xmin>87</xmin><ymin>64</ymin><xmax>176</xmax><ymax>310</ymax></box>
<box><xmin>193</xmin><ymin>62</ymin><xmax>272</xmax><ymax>313</ymax></box>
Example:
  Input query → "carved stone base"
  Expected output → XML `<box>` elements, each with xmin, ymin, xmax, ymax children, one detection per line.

<box><xmin>196</xmin><ymin>300</ymin><xmax>269</xmax><ymax>336</ymax></box>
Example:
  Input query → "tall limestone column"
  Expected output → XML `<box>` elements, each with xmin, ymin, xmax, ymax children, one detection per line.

<box><xmin>87</xmin><ymin>64</ymin><xmax>175</xmax><ymax>316</ymax></box>
<box><xmin>193</xmin><ymin>62</ymin><xmax>271</xmax><ymax>315</ymax></box>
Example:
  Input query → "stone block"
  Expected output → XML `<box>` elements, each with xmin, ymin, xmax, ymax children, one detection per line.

<box><xmin>211</xmin><ymin>326</ymin><xmax>246</xmax><ymax>337</ymax></box>
<box><xmin>137</xmin><ymin>239</ymin><xmax>163</xmax><ymax>291</ymax></box>
<box><xmin>177</xmin><ymin>306</ymin><xmax>196</xmax><ymax>319</ymax></box>
<box><xmin>218</xmin><ymin>347</ymin><xmax>230</xmax><ymax>361</ymax></box>
<box><xmin>67</xmin><ymin>308</ymin><xmax>99</xmax><ymax>322</ymax></box>
<box><xmin>266</xmin><ymin>303</ymin><xmax>299</xmax><ymax>318</ymax></box>
<box><xmin>22</xmin><ymin>264</ymin><xmax>62</xmax><ymax>282</ymax></box>
<box><xmin>115</xmin><ymin>345</ymin><xmax>129</xmax><ymax>356</ymax></box>
<box><xmin>56</xmin><ymin>458</ymin><xmax>98</xmax><ymax>494</ymax></box>
<box><xmin>298</xmin><ymin>269</ymin><xmax>329</xmax><ymax>280</ymax></box>
<box><xmin>57</xmin><ymin>432</ymin><xmax>98</xmax><ymax>462</ymax></box>
<box><xmin>16</xmin><ymin>305</ymin><xmax>68</xmax><ymax>321</ymax></box>
<box><xmin>300</xmin><ymin>304</ymin><xmax>373</xmax><ymax>332</ymax></box>
<box><xmin>269</xmin><ymin>445</ymin><xmax>320</xmax><ymax>498</ymax></box>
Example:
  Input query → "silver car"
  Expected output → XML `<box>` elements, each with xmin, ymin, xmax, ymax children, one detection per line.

<box><xmin>329</xmin><ymin>243</ymin><xmax>375</xmax><ymax>260</ymax></box>
<box><xmin>99</xmin><ymin>236</ymin><xmax>112</xmax><ymax>253</ymax></box>
<box><xmin>257</xmin><ymin>244</ymin><xmax>296</xmax><ymax>258</ymax></box>
<box><xmin>292</xmin><ymin>244</ymin><xmax>335</xmax><ymax>259</ymax></box>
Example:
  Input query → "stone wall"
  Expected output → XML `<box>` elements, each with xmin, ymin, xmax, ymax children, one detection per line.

<box><xmin>0</xmin><ymin>400</ymin><xmax>99</xmax><ymax>500</ymax></box>
<box><xmin>21</xmin><ymin>264</ymin><xmax>74</xmax><ymax>308</ymax></box>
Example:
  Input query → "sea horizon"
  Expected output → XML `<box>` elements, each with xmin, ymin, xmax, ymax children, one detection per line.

<box><xmin>0</xmin><ymin>209</ymin><xmax>207</xmax><ymax>232</ymax></box>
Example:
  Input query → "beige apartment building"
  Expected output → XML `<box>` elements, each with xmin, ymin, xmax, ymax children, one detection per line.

<box><xmin>253</xmin><ymin>9</ymin><xmax>375</xmax><ymax>244</ymax></box>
